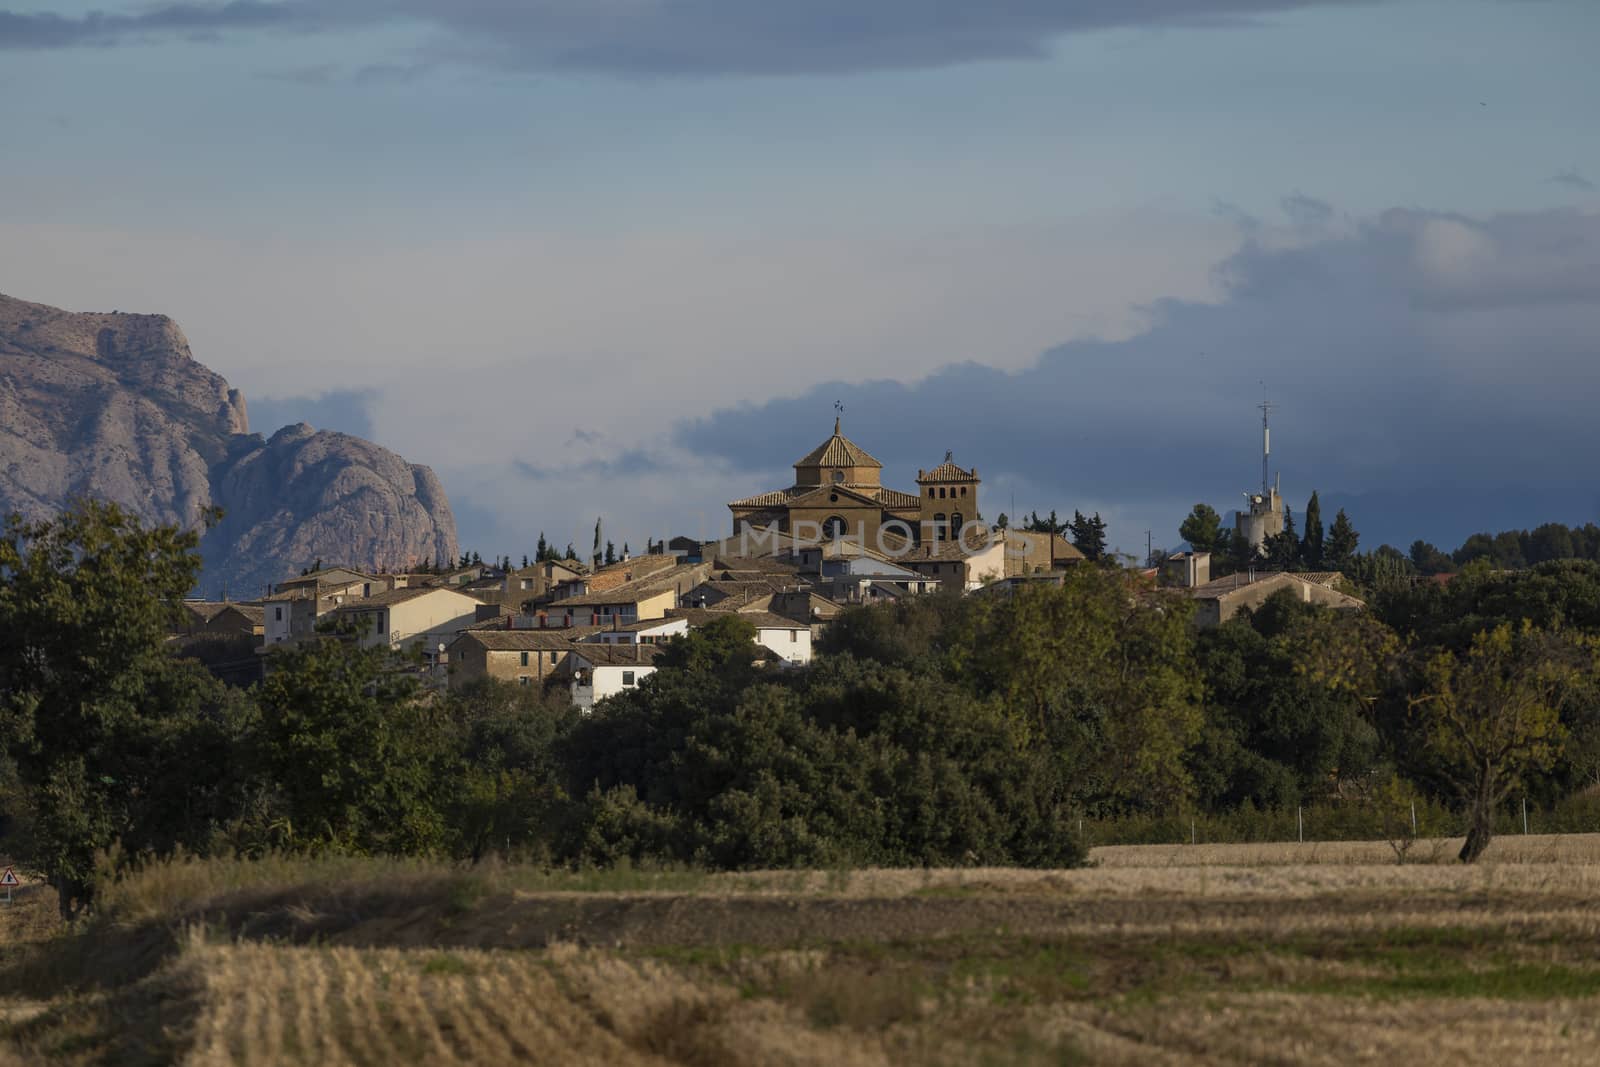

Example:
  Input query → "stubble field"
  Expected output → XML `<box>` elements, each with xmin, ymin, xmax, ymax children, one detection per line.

<box><xmin>4</xmin><ymin>835</ymin><xmax>1600</xmax><ymax>1065</ymax></box>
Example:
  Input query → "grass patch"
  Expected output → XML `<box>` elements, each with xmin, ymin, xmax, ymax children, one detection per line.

<box><xmin>419</xmin><ymin>953</ymin><xmax>475</xmax><ymax>976</ymax></box>
<box><xmin>1299</xmin><ymin>962</ymin><xmax>1600</xmax><ymax>1000</ymax></box>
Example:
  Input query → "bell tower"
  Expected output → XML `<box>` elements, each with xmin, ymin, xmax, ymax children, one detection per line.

<box><xmin>915</xmin><ymin>451</ymin><xmax>980</xmax><ymax>544</ymax></box>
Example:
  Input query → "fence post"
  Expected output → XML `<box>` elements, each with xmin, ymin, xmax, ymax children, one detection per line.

<box><xmin>1191</xmin><ymin>817</ymin><xmax>1196</xmax><ymax>846</ymax></box>
<box><xmin>1523</xmin><ymin>797</ymin><xmax>1529</xmax><ymax>835</ymax></box>
<box><xmin>1297</xmin><ymin>805</ymin><xmax>1303</xmax><ymax>844</ymax></box>
<box><xmin>1411</xmin><ymin>801</ymin><xmax>1417</xmax><ymax>836</ymax></box>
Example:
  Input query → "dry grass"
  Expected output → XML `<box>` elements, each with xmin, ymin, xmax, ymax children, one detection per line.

<box><xmin>6</xmin><ymin>836</ymin><xmax>1600</xmax><ymax>1064</ymax></box>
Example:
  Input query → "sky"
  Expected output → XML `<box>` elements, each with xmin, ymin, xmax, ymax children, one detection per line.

<box><xmin>2</xmin><ymin>0</ymin><xmax>1598</xmax><ymax>559</ymax></box>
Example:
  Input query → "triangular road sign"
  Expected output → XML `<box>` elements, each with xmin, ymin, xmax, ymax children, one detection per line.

<box><xmin>0</xmin><ymin>868</ymin><xmax>20</xmax><ymax>887</ymax></box>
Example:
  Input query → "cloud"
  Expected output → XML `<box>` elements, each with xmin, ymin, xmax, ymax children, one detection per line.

<box><xmin>676</xmin><ymin>205</ymin><xmax>1600</xmax><ymax>552</ymax></box>
<box><xmin>1</xmin><ymin>1</ymin><xmax>1372</xmax><ymax>75</ymax></box>
<box><xmin>0</xmin><ymin>3</ymin><xmax>297</xmax><ymax>49</ymax></box>
<box><xmin>1549</xmin><ymin>168</ymin><xmax>1596</xmax><ymax>192</ymax></box>
<box><xmin>247</xmin><ymin>388</ymin><xmax>379</xmax><ymax>440</ymax></box>
<box><xmin>512</xmin><ymin>449</ymin><xmax>665</xmax><ymax>482</ymax></box>
<box><xmin>1280</xmin><ymin>192</ymin><xmax>1335</xmax><ymax>230</ymax></box>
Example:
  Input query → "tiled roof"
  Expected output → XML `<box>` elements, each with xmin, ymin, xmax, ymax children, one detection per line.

<box><xmin>1187</xmin><ymin>571</ymin><xmax>1362</xmax><ymax>601</ymax></box>
<box><xmin>599</xmin><ymin>617</ymin><xmax>688</xmax><ymax>633</ymax></box>
<box><xmin>734</xmin><ymin>611</ymin><xmax>808</xmax><ymax>630</ymax></box>
<box><xmin>277</xmin><ymin>567</ymin><xmax>374</xmax><ymax>588</ymax></box>
<box><xmin>793</xmin><ymin>419</ymin><xmax>883</xmax><ymax>469</ymax></box>
<box><xmin>919</xmin><ymin>460</ymin><xmax>976</xmax><ymax>482</ymax></box>
<box><xmin>333</xmin><ymin>586</ymin><xmax>476</xmax><ymax>610</ymax></box>
<box><xmin>588</xmin><ymin>555</ymin><xmax>678</xmax><ymax>581</ymax></box>
<box><xmin>451</xmin><ymin>629</ymin><xmax>596</xmax><ymax>651</ymax></box>
<box><xmin>552</xmin><ymin>578</ymin><xmax>680</xmax><ymax>607</ymax></box>
<box><xmin>728</xmin><ymin>487</ymin><xmax>807</xmax><ymax>509</ymax></box>
<box><xmin>874</xmin><ymin>488</ymin><xmax>923</xmax><ymax>510</ymax></box>
<box><xmin>571</xmin><ymin>644</ymin><xmax>666</xmax><ymax>667</ymax></box>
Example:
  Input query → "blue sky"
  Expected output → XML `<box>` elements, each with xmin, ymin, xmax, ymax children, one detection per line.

<box><xmin>3</xmin><ymin>0</ymin><xmax>1597</xmax><ymax>558</ymax></box>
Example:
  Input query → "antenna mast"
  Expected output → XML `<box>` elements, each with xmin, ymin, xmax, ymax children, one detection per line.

<box><xmin>1258</xmin><ymin>384</ymin><xmax>1274</xmax><ymax>498</ymax></box>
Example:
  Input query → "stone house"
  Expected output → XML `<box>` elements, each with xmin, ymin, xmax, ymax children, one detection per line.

<box><xmin>447</xmin><ymin>628</ymin><xmax>597</xmax><ymax>688</ymax></box>
<box><xmin>331</xmin><ymin>586</ymin><xmax>483</xmax><ymax>653</ymax></box>
<box><xmin>1187</xmin><ymin>571</ymin><xmax>1365</xmax><ymax>628</ymax></box>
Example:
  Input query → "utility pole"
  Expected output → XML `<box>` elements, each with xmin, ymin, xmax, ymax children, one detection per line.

<box><xmin>1145</xmin><ymin>529</ymin><xmax>1153</xmax><ymax>568</ymax></box>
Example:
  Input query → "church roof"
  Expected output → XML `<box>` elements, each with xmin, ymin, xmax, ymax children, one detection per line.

<box><xmin>729</xmin><ymin>483</ymin><xmax>922</xmax><ymax>512</ymax></box>
<box><xmin>875</xmin><ymin>488</ymin><xmax>923</xmax><ymax>510</ymax></box>
<box><xmin>728</xmin><ymin>487</ymin><xmax>806</xmax><ymax>509</ymax></box>
<box><xmin>919</xmin><ymin>459</ymin><xmax>976</xmax><ymax>482</ymax></box>
<box><xmin>793</xmin><ymin>418</ymin><xmax>882</xmax><ymax>469</ymax></box>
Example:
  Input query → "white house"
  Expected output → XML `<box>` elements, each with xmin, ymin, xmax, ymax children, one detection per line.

<box><xmin>585</xmin><ymin>617</ymin><xmax>689</xmax><ymax>646</ymax></box>
<box><xmin>567</xmin><ymin>645</ymin><xmax>664</xmax><ymax>712</ymax></box>
<box><xmin>739</xmin><ymin>611</ymin><xmax>814</xmax><ymax>666</ymax></box>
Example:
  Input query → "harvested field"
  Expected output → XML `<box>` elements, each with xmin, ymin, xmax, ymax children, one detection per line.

<box><xmin>4</xmin><ymin>835</ymin><xmax>1600</xmax><ymax>1064</ymax></box>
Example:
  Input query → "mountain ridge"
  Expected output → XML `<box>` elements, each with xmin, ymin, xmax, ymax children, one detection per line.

<box><xmin>0</xmin><ymin>291</ymin><xmax>458</xmax><ymax>594</ymax></box>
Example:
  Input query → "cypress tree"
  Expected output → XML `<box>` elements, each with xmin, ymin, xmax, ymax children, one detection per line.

<box><xmin>1302</xmin><ymin>491</ymin><xmax>1325</xmax><ymax>568</ymax></box>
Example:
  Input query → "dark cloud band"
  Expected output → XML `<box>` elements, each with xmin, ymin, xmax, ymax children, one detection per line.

<box><xmin>1</xmin><ymin>1</ymin><xmax>1369</xmax><ymax>75</ymax></box>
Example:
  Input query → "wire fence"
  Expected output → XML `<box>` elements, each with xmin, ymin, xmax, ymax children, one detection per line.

<box><xmin>1078</xmin><ymin>793</ymin><xmax>1600</xmax><ymax>848</ymax></box>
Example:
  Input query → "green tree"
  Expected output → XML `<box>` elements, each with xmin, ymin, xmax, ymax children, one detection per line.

<box><xmin>1191</xmin><ymin>591</ymin><xmax>1397</xmax><ymax>810</ymax></box>
<box><xmin>1069</xmin><ymin>510</ymin><xmax>1108</xmax><ymax>562</ymax></box>
<box><xmin>592</xmin><ymin>517</ymin><xmax>603</xmax><ymax>569</ymax></box>
<box><xmin>0</xmin><ymin>500</ymin><xmax>219</xmax><ymax>917</ymax></box>
<box><xmin>1179</xmin><ymin>504</ymin><xmax>1223</xmax><ymax>555</ymax></box>
<box><xmin>1326</xmin><ymin>509</ymin><xmax>1360</xmax><ymax>571</ymax></box>
<box><xmin>604</xmin><ymin>540</ymin><xmax>617</xmax><ymax>566</ymax></box>
<box><xmin>437</xmin><ymin>679</ymin><xmax>580</xmax><ymax>862</ymax></box>
<box><xmin>1302</xmin><ymin>491</ymin><xmax>1325</xmax><ymax>568</ymax></box>
<box><xmin>1265</xmin><ymin>507</ymin><xmax>1299</xmax><ymax>571</ymax></box>
<box><xmin>1527</xmin><ymin>524</ymin><xmax>1576</xmax><ymax>565</ymax></box>
<box><xmin>959</xmin><ymin>570</ymin><xmax>1203</xmax><ymax>812</ymax></box>
<box><xmin>1408</xmin><ymin>540</ymin><xmax>1454</xmax><ymax>575</ymax></box>
<box><xmin>253</xmin><ymin>634</ymin><xmax>446</xmax><ymax>854</ymax></box>
<box><xmin>1410</xmin><ymin>623</ymin><xmax>1583</xmax><ymax>862</ymax></box>
<box><xmin>996</xmin><ymin>512</ymin><xmax>1009</xmax><ymax>530</ymax></box>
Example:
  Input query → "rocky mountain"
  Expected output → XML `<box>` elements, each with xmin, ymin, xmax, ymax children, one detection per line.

<box><xmin>0</xmin><ymin>292</ymin><xmax>457</xmax><ymax>595</ymax></box>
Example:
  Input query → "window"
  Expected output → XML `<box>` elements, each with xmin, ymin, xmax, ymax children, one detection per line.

<box><xmin>960</xmin><ymin>486</ymin><xmax>968</xmax><ymax>496</ymax></box>
<box><xmin>790</xmin><ymin>629</ymin><xmax>799</xmax><ymax>642</ymax></box>
<box><xmin>518</xmin><ymin>676</ymin><xmax>530</xmax><ymax>687</ymax></box>
<box><xmin>938</xmin><ymin>487</ymin><xmax>946</xmax><ymax>498</ymax></box>
<box><xmin>274</xmin><ymin>607</ymin><xmax>283</xmax><ymax>622</ymax></box>
<box><xmin>823</xmin><ymin>515</ymin><xmax>848</xmax><ymax>540</ymax></box>
<box><xmin>377</xmin><ymin>613</ymin><xmax>386</xmax><ymax>633</ymax></box>
<box><xmin>927</xmin><ymin>488</ymin><xmax>935</xmax><ymax>497</ymax></box>
<box><xmin>831</xmin><ymin>470</ymin><xmax>845</xmax><ymax>483</ymax></box>
<box><xmin>951</xmin><ymin>512</ymin><xmax>964</xmax><ymax>534</ymax></box>
<box><xmin>520</xmin><ymin>651</ymin><xmax>529</xmax><ymax>666</ymax></box>
<box><xmin>622</xmin><ymin>671</ymin><xmax>636</xmax><ymax>686</ymax></box>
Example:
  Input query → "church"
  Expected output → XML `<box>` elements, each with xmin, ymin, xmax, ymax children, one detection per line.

<box><xmin>728</xmin><ymin>418</ymin><xmax>980</xmax><ymax>546</ymax></box>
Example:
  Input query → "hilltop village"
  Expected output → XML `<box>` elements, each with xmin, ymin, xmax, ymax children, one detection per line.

<box><xmin>178</xmin><ymin>420</ymin><xmax>1364</xmax><ymax>706</ymax></box>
